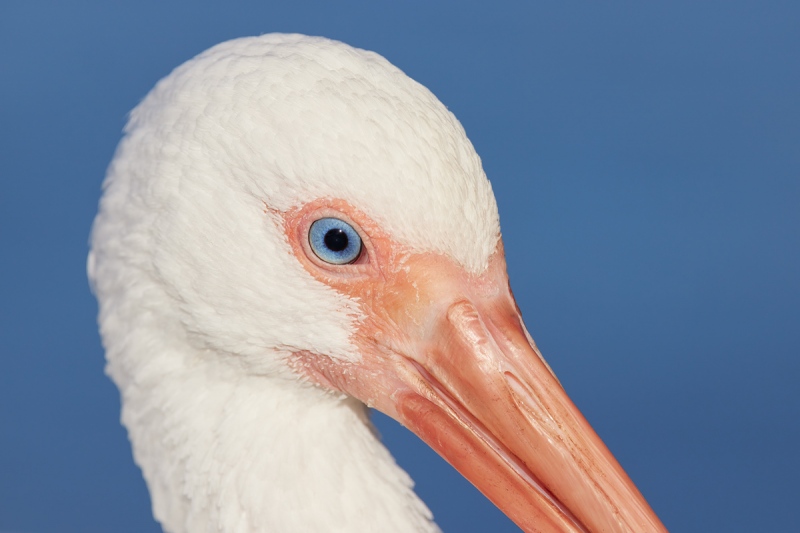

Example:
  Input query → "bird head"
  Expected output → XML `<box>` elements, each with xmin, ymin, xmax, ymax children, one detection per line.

<box><xmin>90</xmin><ymin>34</ymin><xmax>664</xmax><ymax>532</ymax></box>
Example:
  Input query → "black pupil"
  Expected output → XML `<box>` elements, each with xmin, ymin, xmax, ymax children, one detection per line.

<box><xmin>324</xmin><ymin>228</ymin><xmax>349</xmax><ymax>252</ymax></box>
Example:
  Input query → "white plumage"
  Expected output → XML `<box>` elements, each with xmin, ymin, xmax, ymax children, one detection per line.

<box><xmin>90</xmin><ymin>33</ymin><xmax>496</xmax><ymax>533</ymax></box>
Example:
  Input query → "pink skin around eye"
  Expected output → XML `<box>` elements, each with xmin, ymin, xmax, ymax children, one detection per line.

<box><xmin>283</xmin><ymin>199</ymin><xmax>376</xmax><ymax>278</ymax></box>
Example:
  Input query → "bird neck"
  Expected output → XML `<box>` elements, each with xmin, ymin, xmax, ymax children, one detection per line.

<box><xmin>115</xmin><ymin>345</ymin><xmax>439</xmax><ymax>533</ymax></box>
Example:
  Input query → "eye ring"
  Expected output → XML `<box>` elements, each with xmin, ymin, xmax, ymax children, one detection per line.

<box><xmin>308</xmin><ymin>217</ymin><xmax>363</xmax><ymax>265</ymax></box>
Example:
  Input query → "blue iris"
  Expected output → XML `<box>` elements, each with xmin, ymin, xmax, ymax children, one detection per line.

<box><xmin>308</xmin><ymin>218</ymin><xmax>362</xmax><ymax>265</ymax></box>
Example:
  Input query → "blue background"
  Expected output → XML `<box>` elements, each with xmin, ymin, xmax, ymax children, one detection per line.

<box><xmin>1</xmin><ymin>1</ymin><xmax>798</xmax><ymax>532</ymax></box>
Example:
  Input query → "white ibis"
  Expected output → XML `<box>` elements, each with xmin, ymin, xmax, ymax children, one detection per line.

<box><xmin>89</xmin><ymin>34</ymin><xmax>666</xmax><ymax>533</ymax></box>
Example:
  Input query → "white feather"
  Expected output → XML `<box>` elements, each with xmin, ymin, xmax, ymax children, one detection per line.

<box><xmin>89</xmin><ymin>33</ymin><xmax>500</xmax><ymax>532</ymax></box>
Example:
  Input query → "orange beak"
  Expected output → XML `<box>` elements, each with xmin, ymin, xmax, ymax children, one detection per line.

<box><xmin>286</xmin><ymin>204</ymin><xmax>666</xmax><ymax>532</ymax></box>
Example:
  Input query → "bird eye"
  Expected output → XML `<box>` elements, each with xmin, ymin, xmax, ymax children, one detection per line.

<box><xmin>308</xmin><ymin>218</ymin><xmax>363</xmax><ymax>265</ymax></box>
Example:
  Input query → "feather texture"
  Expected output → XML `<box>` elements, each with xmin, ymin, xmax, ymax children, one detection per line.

<box><xmin>90</xmin><ymin>34</ymin><xmax>501</xmax><ymax>532</ymax></box>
